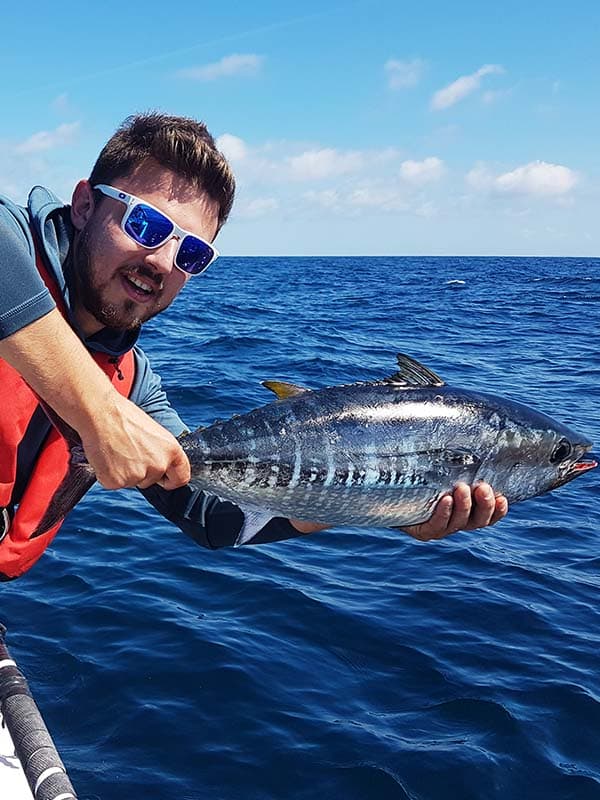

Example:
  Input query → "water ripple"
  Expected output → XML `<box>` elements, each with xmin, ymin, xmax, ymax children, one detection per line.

<box><xmin>2</xmin><ymin>256</ymin><xmax>599</xmax><ymax>799</ymax></box>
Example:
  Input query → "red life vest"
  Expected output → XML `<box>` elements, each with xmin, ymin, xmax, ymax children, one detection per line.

<box><xmin>0</xmin><ymin>241</ymin><xmax>135</xmax><ymax>580</ymax></box>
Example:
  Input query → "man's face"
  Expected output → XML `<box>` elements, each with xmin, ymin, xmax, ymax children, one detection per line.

<box><xmin>71</xmin><ymin>160</ymin><xmax>220</xmax><ymax>336</ymax></box>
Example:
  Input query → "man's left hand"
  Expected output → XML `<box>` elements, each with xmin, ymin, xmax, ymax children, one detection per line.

<box><xmin>401</xmin><ymin>482</ymin><xmax>508</xmax><ymax>542</ymax></box>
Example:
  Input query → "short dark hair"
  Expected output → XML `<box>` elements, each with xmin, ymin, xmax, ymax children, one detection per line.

<box><xmin>89</xmin><ymin>112</ymin><xmax>235</xmax><ymax>229</ymax></box>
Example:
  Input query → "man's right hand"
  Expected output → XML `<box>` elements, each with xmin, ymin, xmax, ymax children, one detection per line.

<box><xmin>1</xmin><ymin>309</ymin><xmax>190</xmax><ymax>492</ymax></box>
<box><xmin>80</xmin><ymin>394</ymin><xmax>191</xmax><ymax>490</ymax></box>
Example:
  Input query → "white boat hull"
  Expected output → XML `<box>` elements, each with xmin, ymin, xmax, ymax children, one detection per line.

<box><xmin>0</xmin><ymin>712</ymin><xmax>33</xmax><ymax>799</ymax></box>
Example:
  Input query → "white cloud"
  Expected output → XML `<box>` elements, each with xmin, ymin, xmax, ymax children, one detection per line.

<box><xmin>415</xmin><ymin>201</ymin><xmax>437</xmax><ymax>218</ymax></box>
<box><xmin>177</xmin><ymin>54</ymin><xmax>264</xmax><ymax>81</ymax></box>
<box><xmin>371</xmin><ymin>147</ymin><xmax>404</xmax><ymax>164</ymax></box>
<box><xmin>15</xmin><ymin>122</ymin><xmax>80</xmax><ymax>154</ymax></box>
<box><xmin>348</xmin><ymin>186</ymin><xmax>409</xmax><ymax>212</ymax></box>
<box><xmin>51</xmin><ymin>93</ymin><xmax>69</xmax><ymax>113</ymax></box>
<box><xmin>236</xmin><ymin>197</ymin><xmax>279</xmax><ymax>219</ymax></box>
<box><xmin>385</xmin><ymin>58</ymin><xmax>426</xmax><ymax>90</ymax></box>
<box><xmin>431</xmin><ymin>64</ymin><xmax>504</xmax><ymax>110</ymax></box>
<box><xmin>400</xmin><ymin>156</ymin><xmax>445</xmax><ymax>184</ymax></box>
<box><xmin>466</xmin><ymin>160</ymin><xmax>578</xmax><ymax>197</ymax></box>
<box><xmin>222</xmin><ymin>139</ymin><xmax>448</xmax><ymax>219</ymax></box>
<box><xmin>218</xmin><ymin>136</ymin><xmax>402</xmax><ymax>185</ymax></box>
<box><xmin>305</xmin><ymin>184</ymin><xmax>410</xmax><ymax>214</ymax></box>
<box><xmin>288</xmin><ymin>148</ymin><xmax>364</xmax><ymax>180</ymax></box>
<box><xmin>465</xmin><ymin>162</ymin><xmax>494</xmax><ymax>191</ymax></box>
<box><xmin>217</xmin><ymin>133</ymin><xmax>248</xmax><ymax>162</ymax></box>
<box><xmin>495</xmin><ymin>161</ymin><xmax>578</xmax><ymax>196</ymax></box>
<box><xmin>303</xmin><ymin>189</ymin><xmax>341</xmax><ymax>210</ymax></box>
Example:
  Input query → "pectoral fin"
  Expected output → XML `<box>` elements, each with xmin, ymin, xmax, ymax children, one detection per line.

<box><xmin>234</xmin><ymin>505</ymin><xmax>276</xmax><ymax>546</ymax></box>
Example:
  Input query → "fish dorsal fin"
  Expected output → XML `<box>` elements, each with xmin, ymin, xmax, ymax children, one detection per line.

<box><xmin>261</xmin><ymin>380</ymin><xmax>311</xmax><ymax>399</ymax></box>
<box><xmin>384</xmin><ymin>353</ymin><xmax>445</xmax><ymax>387</ymax></box>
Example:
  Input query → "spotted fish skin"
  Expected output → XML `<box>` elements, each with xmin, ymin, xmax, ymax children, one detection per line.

<box><xmin>180</xmin><ymin>355</ymin><xmax>596</xmax><ymax>538</ymax></box>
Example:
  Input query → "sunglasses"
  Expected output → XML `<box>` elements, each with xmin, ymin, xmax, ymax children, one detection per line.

<box><xmin>93</xmin><ymin>184</ymin><xmax>219</xmax><ymax>275</ymax></box>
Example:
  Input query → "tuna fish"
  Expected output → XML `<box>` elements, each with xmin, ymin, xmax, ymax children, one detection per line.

<box><xmin>178</xmin><ymin>354</ymin><xmax>597</xmax><ymax>544</ymax></box>
<box><xmin>37</xmin><ymin>354</ymin><xmax>596</xmax><ymax>542</ymax></box>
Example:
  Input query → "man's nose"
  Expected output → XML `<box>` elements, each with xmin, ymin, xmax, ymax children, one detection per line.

<box><xmin>143</xmin><ymin>236</ymin><xmax>179</xmax><ymax>274</ymax></box>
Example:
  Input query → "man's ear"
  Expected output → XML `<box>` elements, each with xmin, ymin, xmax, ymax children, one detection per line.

<box><xmin>71</xmin><ymin>180</ymin><xmax>96</xmax><ymax>231</ymax></box>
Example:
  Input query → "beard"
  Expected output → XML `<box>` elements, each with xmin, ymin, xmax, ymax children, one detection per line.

<box><xmin>72</xmin><ymin>227</ymin><xmax>167</xmax><ymax>333</ymax></box>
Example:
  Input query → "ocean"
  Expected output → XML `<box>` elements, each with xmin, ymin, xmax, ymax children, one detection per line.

<box><xmin>2</xmin><ymin>256</ymin><xmax>599</xmax><ymax>800</ymax></box>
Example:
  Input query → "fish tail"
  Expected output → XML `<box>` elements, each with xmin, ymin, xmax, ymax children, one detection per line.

<box><xmin>31</xmin><ymin>450</ymin><xmax>97</xmax><ymax>538</ymax></box>
<box><xmin>31</xmin><ymin>401</ymin><xmax>97</xmax><ymax>538</ymax></box>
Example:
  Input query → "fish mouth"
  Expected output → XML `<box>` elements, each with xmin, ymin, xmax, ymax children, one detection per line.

<box><xmin>555</xmin><ymin>445</ymin><xmax>597</xmax><ymax>488</ymax></box>
<box><xmin>566</xmin><ymin>457</ymin><xmax>597</xmax><ymax>477</ymax></box>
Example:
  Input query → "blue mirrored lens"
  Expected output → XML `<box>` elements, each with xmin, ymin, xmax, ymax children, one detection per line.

<box><xmin>125</xmin><ymin>204</ymin><xmax>174</xmax><ymax>246</ymax></box>
<box><xmin>176</xmin><ymin>236</ymin><xmax>215</xmax><ymax>274</ymax></box>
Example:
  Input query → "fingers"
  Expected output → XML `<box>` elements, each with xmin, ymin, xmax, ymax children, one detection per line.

<box><xmin>83</xmin><ymin>396</ymin><xmax>192</xmax><ymax>491</ymax></box>
<box><xmin>400</xmin><ymin>482</ymin><xmax>509</xmax><ymax>542</ymax></box>
<box><xmin>462</xmin><ymin>483</ymin><xmax>508</xmax><ymax>530</ymax></box>
<box><xmin>131</xmin><ymin>449</ymin><xmax>191</xmax><ymax>491</ymax></box>
<box><xmin>490</xmin><ymin>494</ymin><xmax>509</xmax><ymax>525</ymax></box>
<box><xmin>89</xmin><ymin>443</ymin><xmax>191</xmax><ymax>491</ymax></box>
<box><xmin>440</xmin><ymin>482</ymin><xmax>506</xmax><ymax>534</ymax></box>
<box><xmin>96</xmin><ymin>448</ymin><xmax>190</xmax><ymax>491</ymax></box>
<box><xmin>155</xmin><ymin>450</ymin><xmax>191</xmax><ymax>490</ymax></box>
<box><xmin>290</xmin><ymin>519</ymin><xmax>329</xmax><ymax>534</ymax></box>
<box><xmin>421</xmin><ymin>494</ymin><xmax>454</xmax><ymax>539</ymax></box>
<box><xmin>401</xmin><ymin>494</ymin><xmax>454</xmax><ymax>542</ymax></box>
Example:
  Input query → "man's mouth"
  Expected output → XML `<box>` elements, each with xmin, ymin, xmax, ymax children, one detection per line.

<box><xmin>120</xmin><ymin>269</ymin><xmax>161</xmax><ymax>303</ymax></box>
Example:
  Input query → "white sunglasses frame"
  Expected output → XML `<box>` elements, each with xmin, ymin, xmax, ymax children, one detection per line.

<box><xmin>93</xmin><ymin>183</ymin><xmax>219</xmax><ymax>275</ymax></box>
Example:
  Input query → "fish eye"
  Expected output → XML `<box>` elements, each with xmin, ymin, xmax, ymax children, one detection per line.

<box><xmin>550</xmin><ymin>438</ymin><xmax>572</xmax><ymax>464</ymax></box>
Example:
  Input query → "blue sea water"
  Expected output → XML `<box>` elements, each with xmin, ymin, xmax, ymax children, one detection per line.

<box><xmin>2</xmin><ymin>256</ymin><xmax>599</xmax><ymax>800</ymax></box>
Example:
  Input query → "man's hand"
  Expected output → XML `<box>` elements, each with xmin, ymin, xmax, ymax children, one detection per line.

<box><xmin>80</xmin><ymin>394</ymin><xmax>191</xmax><ymax>491</ymax></box>
<box><xmin>290</xmin><ymin>482</ymin><xmax>508</xmax><ymax>539</ymax></box>
<box><xmin>401</xmin><ymin>482</ymin><xmax>508</xmax><ymax>541</ymax></box>
<box><xmin>1</xmin><ymin>310</ymin><xmax>190</xmax><ymax>492</ymax></box>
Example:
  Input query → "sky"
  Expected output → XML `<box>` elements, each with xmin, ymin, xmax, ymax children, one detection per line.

<box><xmin>1</xmin><ymin>0</ymin><xmax>599</xmax><ymax>256</ymax></box>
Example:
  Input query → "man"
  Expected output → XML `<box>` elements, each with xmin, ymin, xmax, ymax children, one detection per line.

<box><xmin>0</xmin><ymin>113</ymin><xmax>507</xmax><ymax>580</ymax></box>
